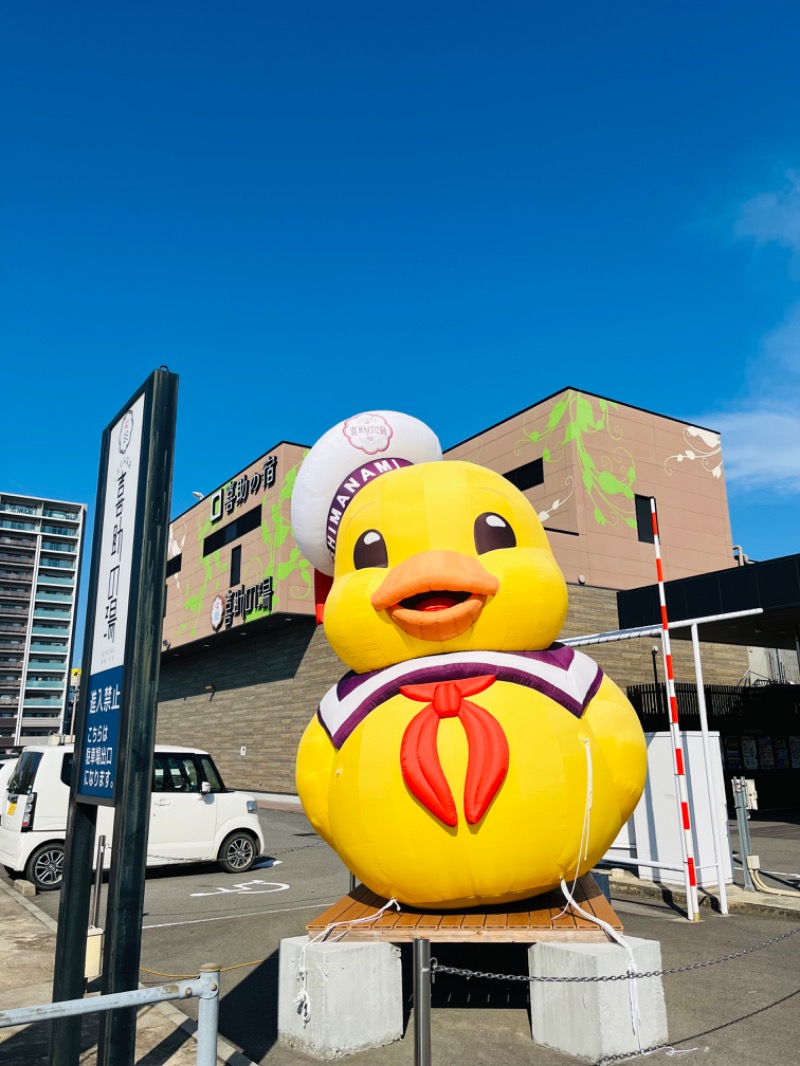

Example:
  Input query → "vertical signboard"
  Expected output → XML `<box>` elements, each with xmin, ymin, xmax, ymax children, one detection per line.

<box><xmin>51</xmin><ymin>368</ymin><xmax>178</xmax><ymax>1066</ymax></box>
<box><xmin>77</xmin><ymin>394</ymin><xmax>145</xmax><ymax>803</ymax></box>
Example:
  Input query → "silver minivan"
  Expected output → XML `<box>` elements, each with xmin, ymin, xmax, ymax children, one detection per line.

<box><xmin>0</xmin><ymin>743</ymin><xmax>265</xmax><ymax>891</ymax></box>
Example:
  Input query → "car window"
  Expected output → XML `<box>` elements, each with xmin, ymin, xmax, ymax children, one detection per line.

<box><xmin>198</xmin><ymin>754</ymin><xmax>225</xmax><ymax>792</ymax></box>
<box><xmin>152</xmin><ymin>753</ymin><xmax>200</xmax><ymax>793</ymax></box>
<box><xmin>60</xmin><ymin>752</ymin><xmax>74</xmax><ymax>788</ymax></box>
<box><xmin>8</xmin><ymin>751</ymin><xmax>42</xmax><ymax>795</ymax></box>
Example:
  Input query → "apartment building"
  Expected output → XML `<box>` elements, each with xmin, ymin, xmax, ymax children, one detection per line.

<box><xmin>0</xmin><ymin>493</ymin><xmax>86</xmax><ymax>753</ymax></box>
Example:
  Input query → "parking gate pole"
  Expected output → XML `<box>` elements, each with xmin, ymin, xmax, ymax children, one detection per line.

<box><xmin>413</xmin><ymin>938</ymin><xmax>432</xmax><ymax>1066</ymax></box>
<box><xmin>650</xmin><ymin>498</ymin><xmax>700</xmax><ymax>921</ymax></box>
<box><xmin>196</xmin><ymin>964</ymin><xmax>222</xmax><ymax>1066</ymax></box>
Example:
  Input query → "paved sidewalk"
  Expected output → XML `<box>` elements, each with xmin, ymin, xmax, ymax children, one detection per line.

<box><xmin>0</xmin><ymin>878</ymin><xmax>254</xmax><ymax>1066</ymax></box>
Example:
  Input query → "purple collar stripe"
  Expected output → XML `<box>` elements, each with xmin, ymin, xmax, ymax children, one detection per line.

<box><xmin>317</xmin><ymin>647</ymin><xmax>602</xmax><ymax>750</ymax></box>
<box><xmin>324</xmin><ymin>458</ymin><xmax>412</xmax><ymax>560</ymax></box>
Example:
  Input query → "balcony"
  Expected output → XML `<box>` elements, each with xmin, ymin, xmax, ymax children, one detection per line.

<box><xmin>35</xmin><ymin>592</ymin><xmax>73</xmax><ymax>605</ymax></box>
<box><xmin>40</xmin><ymin>542</ymin><xmax>75</xmax><ymax>554</ymax></box>
<box><xmin>43</xmin><ymin>509</ymin><xmax>80</xmax><ymax>521</ymax></box>
<box><xmin>0</xmin><ymin>538</ymin><xmax>36</xmax><ymax>551</ymax></box>
<box><xmin>32</xmin><ymin>606</ymin><xmax>71</xmax><ymax>619</ymax></box>
<box><xmin>0</xmin><ymin>556</ymin><xmax>34</xmax><ymax>571</ymax></box>
<box><xmin>29</xmin><ymin>642</ymin><xmax>67</xmax><ymax>653</ymax></box>
<box><xmin>0</xmin><ymin>503</ymin><xmax>37</xmax><ymax>515</ymax></box>
<box><xmin>35</xmin><ymin>576</ymin><xmax>74</xmax><ymax>588</ymax></box>
<box><xmin>0</xmin><ymin>520</ymin><xmax>36</xmax><ymax>533</ymax></box>
<box><xmin>1</xmin><ymin>588</ymin><xmax>31</xmax><ymax>601</ymax></box>
<box><xmin>0</xmin><ymin>571</ymin><xmax>32</xmax><ymax>583</ymax></box>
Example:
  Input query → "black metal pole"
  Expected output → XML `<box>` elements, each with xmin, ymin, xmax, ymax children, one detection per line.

<box><xmin>651</xmin><ymin>644</ymin><xmax>663</xmax><ymax>716</ymax></box>
<box><xmin>413</xmin><ymin>938</ymin><xmax>432</xmax><ymax>1066</ymax></box>
<box><xmin>50</xmin><ymin>418</ymin><xmax>112</xmax><ymax>1066</ymax></box>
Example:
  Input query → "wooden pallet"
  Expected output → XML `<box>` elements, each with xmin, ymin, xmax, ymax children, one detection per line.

<box><xmin>306</xmin><ymin>874</ymin><xmax>621</xmax><ymax>943</ymax></box>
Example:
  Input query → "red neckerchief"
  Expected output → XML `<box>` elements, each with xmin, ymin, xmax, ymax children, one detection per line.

<box><xmin>399</xmin><ymin>674</ymin><xmax>507</xmax><ymax>827</ymax></box>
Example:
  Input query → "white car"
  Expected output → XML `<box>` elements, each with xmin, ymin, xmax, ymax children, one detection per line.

<box><xmin>0</xmin><ymin>744</ymin><xmax>265</xmax><ymax>891</ymax></box>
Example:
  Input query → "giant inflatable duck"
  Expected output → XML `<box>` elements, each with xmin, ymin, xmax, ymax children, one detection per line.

<box><xmin>291</xmin><ymin>411</ymin><xmax>646</xmax><ymax>910</ymax></box>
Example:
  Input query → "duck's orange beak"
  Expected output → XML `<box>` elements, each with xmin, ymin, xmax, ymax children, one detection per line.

<box><xmin>370</xmin><ymin>550</ymin><xmax>499</xmax><ymax>641</ymax></box>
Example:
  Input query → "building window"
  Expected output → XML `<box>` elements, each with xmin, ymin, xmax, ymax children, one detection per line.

<box><xmin>230</xmin><ymin>546</ymin><xmax>241</xmax><ymax>587</ymax></box>
<box><xmin>635</xmin><ymin>495</ymin><xmax>655</xmax><ymax>543</ymax></box>
<box><xmin>503</xmin><ymin>458</ymin><xmax>544</xmax><ymax>492</ymax></box>
<box><xmin>202</xmin><ymin>504</ymin><xmax>262</xmax><ymax>557</ymax></box>
<box><xmin>165</xmin><ymin>554</ymin><xmax>182</xmax><ymax>578</ymax></box>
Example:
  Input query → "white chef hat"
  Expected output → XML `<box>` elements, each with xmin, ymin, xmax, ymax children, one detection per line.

<box><xmin>291</xmin><ymin>410</ymin><xmax>442</xmax><ymax>576</ymax></box>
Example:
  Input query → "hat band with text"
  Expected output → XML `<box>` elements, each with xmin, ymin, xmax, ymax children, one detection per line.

<box><xmin>325</xmin><ymin>458</ymin><xmax>412</xmax><ymax>561</ymax></box>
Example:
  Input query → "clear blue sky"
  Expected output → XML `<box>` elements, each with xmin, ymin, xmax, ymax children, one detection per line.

<box><xmin>3</xmin><ymin>3</ymin><xmax>800</xmax><ymax>665</ymax></box>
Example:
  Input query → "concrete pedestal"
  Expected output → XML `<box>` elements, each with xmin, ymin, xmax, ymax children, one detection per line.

<box><xmin>529</xmin><ymin>936</ymin><xmax>668</xmax><ymax>1061</ymax></box>
<box><xmin>278</xmin><ymin>935</ymin><xmax>403</xmax><ymax>1059</ymax></box>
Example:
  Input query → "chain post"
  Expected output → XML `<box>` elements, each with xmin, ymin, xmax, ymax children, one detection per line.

<box><xmin>413</xmin><ymin>938</ymin><xmax>432</xmax><ymax>1066</ymax></box>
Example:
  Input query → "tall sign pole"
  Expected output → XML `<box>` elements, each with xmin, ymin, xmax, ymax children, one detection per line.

<box><xmin>650</xmin><ymin>497</ymin><xmax>700</xmax><ymax>921</ymax></box>
<box><xmin>50</xmin><ymin>368</ymin><xmax>179</xmax><ymax>1066</ymax></box>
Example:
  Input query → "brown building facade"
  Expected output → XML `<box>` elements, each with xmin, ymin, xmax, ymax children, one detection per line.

<box><xmin>156</xmin><ymin>388</ymin><xmax>748</xmax><ymax>794</ymax></box>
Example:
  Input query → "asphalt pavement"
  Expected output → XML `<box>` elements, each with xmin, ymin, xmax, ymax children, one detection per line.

<box><xmin>1</xmin><ymin>803</ymin><xmax>799</xmax><ymax>1066</ymax></box>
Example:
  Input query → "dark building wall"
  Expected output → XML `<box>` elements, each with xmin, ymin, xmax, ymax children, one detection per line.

<box><xmin>156</xmin><ymin>585</ymin><xmax>750</xmax><ymax>795</ymax></box>
<box><xmin>560</xmin><ymin>584</ymin><xmax>749</xmax><ymax>693</ymax></box>
<box><xmin>156</xmin><ymin>618</ymin><xmax>342</xmax><ymax>793</ymax></box>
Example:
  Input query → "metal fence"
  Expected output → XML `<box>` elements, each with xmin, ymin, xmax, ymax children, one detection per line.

<box><xmin>0</xmin><ymin>964</ymin><xmax>221</xmax><ymax>1066</ymax></box>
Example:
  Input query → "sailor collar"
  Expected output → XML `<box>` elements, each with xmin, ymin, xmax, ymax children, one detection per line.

<box><xmin>317</xmin><ymin>644</ymin><xmax>603</xmax><ymax>750</ymax></box>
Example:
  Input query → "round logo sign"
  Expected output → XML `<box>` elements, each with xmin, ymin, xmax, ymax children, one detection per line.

<box><xmin>118</xmin><ymin>409</ymin><xmax>134</xmax><ymax>454</ymax></box>
<box><xmin>210</xmin><ymin>595</ymin><xmax>225</xmax><ymax>631</ymax></box>
<box><xmin>342</xmin><ymin>413</ymin><xmax>394</xmax><ymax>456</ymax></box>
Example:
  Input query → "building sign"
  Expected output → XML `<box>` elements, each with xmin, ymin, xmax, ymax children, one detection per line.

<box><xmin>209</xmin><ymin>455</ymin><xmax>277</xmax><ymax>524</ymax></box>
<box><xmin>77</xmin><ymin>394</ymin><xmax>145</xmax><ymax>802</ymax></box>
<box><xmin>223</xmin><ymin>577</ymin><xmax>273</xmax><ymax>628</ymax></box>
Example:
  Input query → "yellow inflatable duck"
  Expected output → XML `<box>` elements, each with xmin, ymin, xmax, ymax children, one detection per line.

<box><xmin>292</xmin><ymin>411</ymin><xmax>646</xmax><ymax>910</ymax></box>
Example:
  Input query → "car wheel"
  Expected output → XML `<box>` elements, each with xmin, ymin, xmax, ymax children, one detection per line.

<box><xmin>26</xmin><ymin>843</ymin><xmax>65</xmax><ymax>891</ymax></box>
<box><xmin>218</xmin><ymin>831</ymin><xmax>257</xmax><ymax>873</ymax></box>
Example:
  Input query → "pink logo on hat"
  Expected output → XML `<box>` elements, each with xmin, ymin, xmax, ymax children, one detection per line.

<box><xmin>342</xmin><ymin>414</ymin><xmax>394</xmax><ymax>456</ymax></box>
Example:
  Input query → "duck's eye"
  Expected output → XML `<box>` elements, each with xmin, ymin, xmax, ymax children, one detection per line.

<box><xmin>353</xmin><ymin>529</ymin><xmax>388</xmax><ymax>569</ymax></box>
<box><xmin>474</xmin><ymin>512</ymin><xmax>516</xmax><ymax>554</ymax></box>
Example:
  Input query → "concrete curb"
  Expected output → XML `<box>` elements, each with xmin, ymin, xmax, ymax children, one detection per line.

<box><xmin>607</xmin><ymin>869</ymin><xmax>800</xmax><ymax>923</ymax></box>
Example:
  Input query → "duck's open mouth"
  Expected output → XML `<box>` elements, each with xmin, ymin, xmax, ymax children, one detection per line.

<box><xmin>371</xmin><ymin>551</ymin><xmax>499</xmax><ymax>641</ymax></box>
<box><xmin>400</xmin><ymin>590</ymin><xmax>471</xmax><ymax>612</ymax></box>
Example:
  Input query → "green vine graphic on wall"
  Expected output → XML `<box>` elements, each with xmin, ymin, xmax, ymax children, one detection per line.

<box><xmin>177</xmin><ymin>458</ymin><xmax>312</xmax><ymax>641</ymax></box>
<box><xmin>519</xmin><ymin>390</ymin><xmax>638</xmax><ymax>529</ymax></box>
<box><xmin>259</xmin><ymin>458</ymin><xmax>312</xmax><ymax>604</ymax></box>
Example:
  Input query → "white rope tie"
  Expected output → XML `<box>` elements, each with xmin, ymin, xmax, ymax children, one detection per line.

<box><xmin>294</xmin><ymin>896</ymin><xmax>402</xmax><ymax>1025</ymax></box>
<box><xmin>554</xmin><ymin>736</ymin><xmax>643</xmax><ymax>1052</ymax></box>
<box><xmin>554</xmin><ymin>736</ymin><xmax>593</xmax><ymax>919</ymax></box>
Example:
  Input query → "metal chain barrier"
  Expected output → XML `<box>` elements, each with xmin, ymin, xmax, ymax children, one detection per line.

<box><xmin>431</xmin><ymin>924</ymin><xmax>800</xmax><ymax>983</ymax></box>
